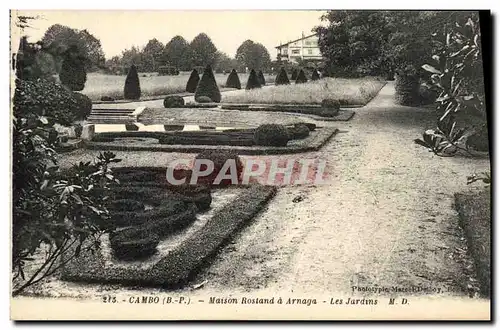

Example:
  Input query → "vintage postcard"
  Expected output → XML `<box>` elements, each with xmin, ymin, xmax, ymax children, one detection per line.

<box><xmin>9</xmin><ymin>9</ymin><xmax>491</xmax><ymax>321</ymax></box>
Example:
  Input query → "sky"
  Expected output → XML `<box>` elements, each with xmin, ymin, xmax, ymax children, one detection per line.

<box><xmin>12</xmin><ymin>10</ymin><xmax>328</xmax><ymax>60</ymax></box>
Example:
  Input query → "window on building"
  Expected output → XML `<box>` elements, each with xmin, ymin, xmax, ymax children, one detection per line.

<box><xmin>291</xmin><ymin>49</ymin><xmax>300</xmax><ymax>55</ymax></box>
<box><xmin>307</xmin><ymin>49</ymin><xmax>313</xmax><ymax>55</ymax></box>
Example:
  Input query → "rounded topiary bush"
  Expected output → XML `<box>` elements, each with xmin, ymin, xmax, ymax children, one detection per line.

<box><xmin>253</xmin><ymin>124</ymin><xmax>290</xmax><ymax>147</ymax></box>
<box><xmin>311</xmin><ymin>69</ymin><xmax>320</xmax><ymax>81</ymax></box>
<box><xmin>196</xmin><ymin>96</ymin><xmax>213</xmax><ymax>103</ymax></box>
<box><xmin>291</xmin><ymin>69</ymin><xmax>298</xmax><ymax>81</ymax></box>
<box><xmin>125</xmin><ymin>124</ymin><xmax>139</xmax><ymax>131</ymax></box>
<box><xmin>194</xmin><ymin>150</ymin><xmax>244</xmax><ymax>186</ymax></box>
<box><xmin>288</xmin><ymin>124</ymin><xmax>310</xmax><ymax>140</ymax></box>
<box><xmin>72</xmin><ymin>92</ymin><xmax>92</xmax><ymax>120</ymax></box>
<box><xmin>257</xmin><ymin>70</ymin><xmax>266</xmax><ymax>86</ymax></box>
<box><xmin>395</xmin><ymin>74</ymin><xmax>420</xmax><ymax>106</ymax></box>
<box><xmin>124</xmin><ymin>64</ymin><xmax>141</xmax><ymax>100</ymax></box>
<box><xmin>101</xmin><ymin>96</ymin><xmax>115</xmax><ymax>101</ymax></box>
<box><xmin>225</xmin><ymin>69</ymin><xmax>241</xmax><ymax>89</ymax></box>
<box><xmin>163</xmin><ymin>95</ymin><xmax>185</xmax><ymax>108</ymax></box>
<box><xmin>186</xmin><ymin>69</ymin><xmax>200</xmax><ymax>93</ymax></box>
<box><xmin>195</xmin><ymin>65</ymin><xmax>221</xmax><ymax>103</ymax></box>
<box><xmin>13</xmin><ymin>78</ymin><xmax>80</xmax><ymax>126</ymax></box>
<box><xmin>246</xmin><ymin>69</ymin><xmax>262</xmax><ymax>90</ymax></box>
<box><xmin>321</xmin><ymin>99</ymin><xmax>340</xmax><ymax>110</ymax></box>
<box><xmin>295</xmin><ymin>69</ymin><xmax>307</xmax><ymax>84</ymax></box>
<box><xmin>298</xmin><ymin>122</ymin><xmax>317</xmax><ymax>131</ymax></box>
<box><xmin>275</xmin><ymin>67</ymin><xmax>290</xmax><ymax>85</ymax></box>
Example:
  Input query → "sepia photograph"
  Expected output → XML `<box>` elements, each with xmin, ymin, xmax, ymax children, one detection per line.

<box><xmin>9</xmin><ymin>8</ymin><xmax>492</xmax><ymax>321</ymax></box>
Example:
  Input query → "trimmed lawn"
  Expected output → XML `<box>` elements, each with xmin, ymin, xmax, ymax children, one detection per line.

<box><xmin>455</xmin><ymin>188</ymin><xmax>491</xmax><ymax>297</ymax></box>
<box><xmin>221</xmin><ymin>77</ymin><xmax>386</xmax><ymax>105</ymax></box>
<box><xmin>82</xmin><ymin>72</ymin><xmax>274</xmax><ymax>101</ymax></box>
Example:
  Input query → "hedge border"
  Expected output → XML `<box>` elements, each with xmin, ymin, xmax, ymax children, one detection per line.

<box><xmin>454</xmin><ymin>190</ymin><xmax>491</xmax><ymax>298</ymax></box>
<box><xmin>61</xmin><ymin>185</ymin><xmax>277</xmax><ymax>288</ymax></box>
<box><xmin>83</xmin><ymin>127</ymin><xmax>339</xmax><ymax>155</ymax></box>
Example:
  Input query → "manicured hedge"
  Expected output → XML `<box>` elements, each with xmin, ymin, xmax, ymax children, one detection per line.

<box><xmin>395</xmin><ymin>74</ymin><xmax>420</xmax><ymax>106</ymax></box>
<box><xmin>295</xmin><ymin>69</ymin><xmax>307</xmax><ymax>84</ymax></box>
<box><xmin>164</xmin><ymin>95</ymin><xmax>185</xmax><ymax>108</ymax></box>
<box><xmin>225</xmin><ymin>69</ymin><xmax>241</xmax><ymax>89</ymax></box>
<box><xmin>195</xmin><ymin>65</ymin><xmax>221</xmax><ymax>103</ymax></box>
<box><xmin>275</xmin><ymin>67</ymin><xmax>290</xmax><ymax>85</ymax></box>
<box><xmin>246</xmin><ymin>69</ymin><xmax>262</xmax><ymax>90</ymax></box>
<box><xmin>61</xmin><ymin>186</ymin><xmax>277</xmax><ymax>287</ymax></box>
<box><xmin>194</xmin><ymin>150</ymin><xmax>244</xmax><ymax>186</ymax></box>
<box><xmin>253</xmin><ymin>124</ymin><xmax>290</xmax><ymax>147</ymax></box>
<box><xmin>185</xmin><ymin>69</ymin><xmax>200</xmax><ymax>93</ymax></box>
<box><xmin>287</xmin><ymin>124</ymin><xmax>310</xmax><ymax>140</ymax></box>
<box><xmin>124</xmin><ymin>64</ymin><xmax>141</xmax><ymax>100</ymax></box>
<box><xmin>257</xmin><ymin>70</ymin><xmax>266</xmax><ymax>86</ymax></box>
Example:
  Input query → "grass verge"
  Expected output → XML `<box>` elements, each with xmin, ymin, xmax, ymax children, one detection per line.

<box><xmin>221</xmin><ymin>78</ymin><xmax>386</xmax><ymax>105</ymax></box>
<box><xmin>454</xmin><ymin>188</ymin><xmax>491</xmax><ymax>297</ymax></box>
<box><xmin>61</xmin><ymin>185</ymin><xmax>277</xmax><ymax>288</ymax></box>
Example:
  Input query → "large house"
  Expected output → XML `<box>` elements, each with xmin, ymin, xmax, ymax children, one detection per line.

<box><xmin>275</xmin><ymin>32</ymin><xmax>323</xmax><ymax>66</ymax></box>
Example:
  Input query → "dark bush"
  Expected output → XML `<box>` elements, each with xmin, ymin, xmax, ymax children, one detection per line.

<box><xmin>321</xmin><ymin>99</ymin><xmax>341</xmax><ymax>110</ymax></box>
<box><xmin>59</xmin><ymin>52</ymin><xmax>87</xmax><ymax>91</ymax></box>
<box><xmin>72</xmin><ymin>92</ymin><xmax>92</xmax><ymax>120</ymax></box>
<box><xmin>108</xmin><ymin>199</ymin><xmax>145</xmax><ymax>212</ymax></box>
<box><xmin>287</xmin><ymin>124</ymin><xmax>310</xmax><ymax>140</ymax></box>
<box><xmin>194</xmin><ymin>150</ymin><xmax>244</xmax><ymax>186</ymax></box>
<box><xmin>296</xmin><ymin>123</ymin><xmax>317</xmax><ymax>131</ymax></box>
<box><xmin>291</xmin><ymin>69</ymin><xmax>298</xmax><ymax>80</ymax></box>
<box><xmin>185</xmin><ymin>69</ymin><xmax>200</xmax><ymax>93</ymax></box>
<box><xmin>110</xmin><ymin>232</ymin><xmax>160</xmax><ymax>260</ymax></box>
<box><xmin>195</xmin><ymin>65</ymin><xmax>221</xmax><ymax>103</ymax></box>
<box><xmin>225</xmin><ymin>69</ymin><xmax>241</xmax><ymax>89</ymax></box>
<box><xmin>257</xmin><ymin>70</ymin><xmax>266</xmax><ymax>86</ymax></box>
<box><xmin>275</xmin><ymin>67</ymin><xmax>291</xmax><ymax>85</ymax></box>
<box><xmin>124</xmin><ymin>64</ymin><xmax>141</xmax><ymax>100</ymax></box>
<box><xmin>100</xmin><ymin>96</ymin><xmax>115</xmax><ymax>101</ymax></box>
<box><xmin>395</xmin><ymin>74</ymin><xmax>420</xmax><ymax>106</ymax></box>
<box><xmin>418</xmin><ymin>84</ymin><xmax>438</xmax><ymax>105</ymax></box>
<box><xmin>386</xmin><ymin>71</ymin><xmax>395</xmax><ymax>81</ymax></box>
<box><xmin>13</xmin><ymin>78</ymin><xmax>80</xmax><ymax>126</ymax></box>
<box><xmin>163</xmin><ymin>95</ymin><xmax>185</xmax><ymax>108</ymax></box>
<box><xmin>466</xmin><ymin>127</ymin><xmax>490</xmax><ymax>152</ymax></box>
<box><xmin>125</xmin><ymin>124</ymin><xmax>139</xmax><ymax>131</ymax></box>
<box><xmin>246</xmin><ymin>69</ymin><xmax>262</xmax><ymax>90</ymax></box>
<box><xmin>163</xmin><ymin>125</ymin><xmax>185</xmax><ymax>131</ymax></box>
<box><xmin>311</xmin><ymin>69</ymin><xmax>320</xmax><ymax>81</ymax></box>
<box><xmin>253</xmin><ymin>124</ymin><xmax>290</xmax><ymax>147</ymax></box>
<box><xmin>295</xmin><ymin>69</ymin><xmax>308</xmax><ymax>84</ymax></box>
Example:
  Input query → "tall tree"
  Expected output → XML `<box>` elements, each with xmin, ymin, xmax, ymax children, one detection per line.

<box><xmin>120</xmin><ymin>46</ymin><xmax>142</xmax><ymax>72</ymax></box>
<box><xmin>163</xmin><ymin>35</ymin><xmax>191</xmax><ymax>70</ymax></box>
<box><xmin>189</xmin><ymin>33</ymin><xmax>218</xmax><ymax>67</ymax></box>
<box><xmin>142</xmin><ymin>38</ymin><xmax>164</xmax><ymax>72</ymax></box>
<box><xmin>214</xmin><ymin>51</ymin><xmax>238</xmax><ymax>73</ymax></box>
<box><xmin>41</xmin><ymin>24</ymin><xmax>105</xmax><ymax>72</ymax></box>
<box><xmin>235</xmin><ymin>40</ymin><xmax>271</xmax><ymax>71</ymax></box>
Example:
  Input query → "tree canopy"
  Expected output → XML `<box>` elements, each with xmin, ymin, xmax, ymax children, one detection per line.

<box><xmin>235</xmin><ymin>40</ymin><xmax>271</xmax><ymax>71</ymax></box>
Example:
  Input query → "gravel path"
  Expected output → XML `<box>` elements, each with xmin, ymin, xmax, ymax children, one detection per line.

<box><xmin>20</xmin><ymin>82</ymin><xmax>490</xmax><ymax>301</ymax></box>
<box><xmin>189</xmin><ymin>82</ymin><xmax>490</xmax><ymax>297</ymax></box>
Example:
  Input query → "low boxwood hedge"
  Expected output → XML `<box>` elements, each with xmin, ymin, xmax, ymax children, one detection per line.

<box><xmin>61</xmin><ymin>185</ymin><xmax>277</xmax><ymax>287</ymax></box>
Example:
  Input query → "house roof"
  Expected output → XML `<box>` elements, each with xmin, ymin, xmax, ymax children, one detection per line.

<box><xmin>275</xmin><ymin>33</ymin><xmax>318</xmax><ymax>49</ymax></box>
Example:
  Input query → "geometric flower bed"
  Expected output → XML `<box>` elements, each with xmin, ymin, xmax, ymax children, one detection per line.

<box><xmin>91</xmin><ymin>124</ymin><xmax>317</xmax><ymax>147</ymax></box>
<box><xmin>61</xmin><ymin>167</ymin><xmax>277</xmax><ymax>288</ymax></box>
<box><xmin>84</xmin><ymin>127</ymin><xmax>339</xmax><ymax>155</ymax></box>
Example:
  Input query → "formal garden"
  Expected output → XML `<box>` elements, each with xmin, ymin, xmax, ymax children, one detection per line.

<box><xmin>11</xmin><ymin>11</ymin><xmax>491</xmax><ymax>300</ymax></box>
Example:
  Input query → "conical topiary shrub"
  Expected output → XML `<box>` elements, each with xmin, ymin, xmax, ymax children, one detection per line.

<box><xmin>295</xmin><ymin>69</ymin><xmax>307</xmax><ymax>84</ymax></box>
<box><xmin>291</xmin><ymin>68</ymin><xmax>298</xmax><ymax>80</ymax></box>
<box><xmin>124</xmin><ymin>64</ymin><xmax>141</xmax><ymax>100</ymax></box>
<box><xmin>245</xmin><ymin>69</ymin><xmax>262</xmax><ymax>90</ymax></box>
<box><xmin>275</xmin><ymin>67</ymin><xmax>290</xmax><ymax>85</ymax></box>
<box><xmin>257</xmin><ymin>70</ymin><xmax>266</xmax><ymax>86</ymax></box>
<box><xmin>225</xmin><ymin>69</ymin><xmax>241</xmax><ymax>89</ymax></box>
<box><xmin>311</xmin><ymin>69</ymin><xmax>320</xmax><ymax>81</ymax></box>
<box><xmin>195</xmin><ymin>65</ymin><xmax>221</xmax><ymax>103</ymax></box>
<box><xmin>186</xmin><ymin>69</ymin><xmax>200</xmax><ymax>93</ymax></box>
